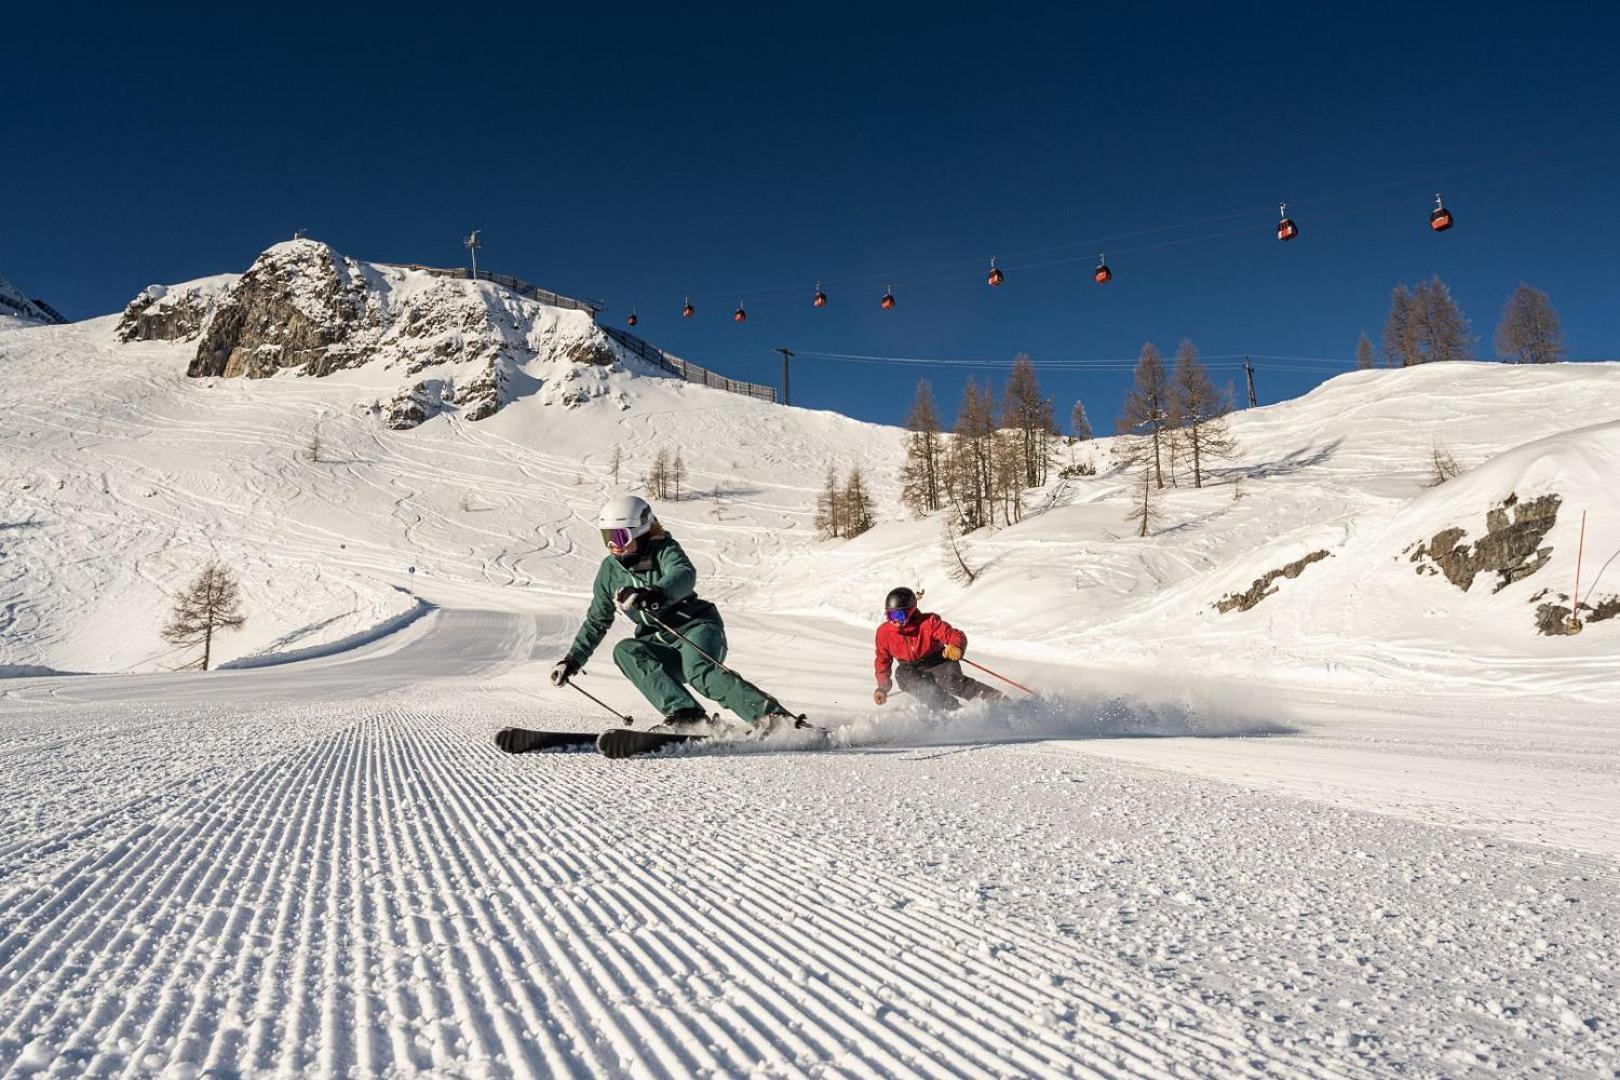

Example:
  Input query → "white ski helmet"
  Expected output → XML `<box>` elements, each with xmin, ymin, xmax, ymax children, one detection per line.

<box><xmin>598</xmin><ymin>495</ymin><xmax>655</xmax><ymax>549</ymax></box>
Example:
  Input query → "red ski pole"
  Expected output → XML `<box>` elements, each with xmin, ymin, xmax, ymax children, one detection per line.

<box><xmin>960</xmin><ymin>656</ymin><xmax>1038</xmax><ymax>697</ymax></box>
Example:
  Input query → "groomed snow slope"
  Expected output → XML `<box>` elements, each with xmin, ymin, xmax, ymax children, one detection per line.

<box><xmin>6</xmin><ymin>311</ymin><xmax>1618</xmax><ymax>685</ymax></box>
<box><xmin>3</xmin><ymin>312</ymin><xmax>1619</xmax><ymax>1075</ymax></box>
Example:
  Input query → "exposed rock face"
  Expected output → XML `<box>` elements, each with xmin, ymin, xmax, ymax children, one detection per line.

<box><xmin>1406</xmin><ymin>493</ymin><xmax>1560</xmax><ymax>593</ymax></box>
<box><xmin>117</xmin><ymin>284</ymin><xmax>220</xmax><ymax>343</ymax></box>
<box><xmin>563</xmin><ymin>340</ymin><xmax>617</xmax><ymax>368</ymax></box>
<box><xmin>386</xmin><ymin>383</ymin><xmax>434</xmax><ymax>431</ymax></box>
<box><xmin>168</xmin><ymin>239</ymin><xmax>625</xmax><ymax>424</ymax></box>
<box><xmin>1534</xmin><ymin>592</ymin><xmax>1620</xmax><ymax>636</ymax></box>
<box><xmin>458</xmin><ymin>362</ymin><xmax>507</xmax><ymax>422</ymax></box>
<box><xmin>191</xmin><ymin>241</ymin><xmax>363</xmax><ymax>378</ymax></box>
<box><xmin>1215</xmin><ymin>550</ymin><xmax>1331</xmax><ymax>613</ymax></box>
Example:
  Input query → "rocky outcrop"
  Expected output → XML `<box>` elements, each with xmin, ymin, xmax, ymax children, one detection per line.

<box><xmin>1533</xmin><ymin>591</ymin><xmax>1620</xmax><ymax>636</ymax></box>
<box><xmin>1406</xmin><ymin>493</ymin><xmax>1560</xmax><ymax>593</ymax></box>
<box><xmin>385</xmin><ymin>382</ymin><xmax>435</xmax><ymax>431</ymax></box>
<box><xmin>1215</xmin><ymin>550</ymin><xmax>1331</xmax><ymax>613</ymax></box>
<box><xmin>562</xmin><ymin>339</ymin><xmax>617</xmax><ymax>368</ymax></box>
<box><xmin>190</xmin><ymin>241</ymin><xmax>364</xmax><ymax>378</ymax></box>
<box><xmin>117</xmin><ymin>284</ymin><xmax>218</xmax><ymax>343</ymax></box>
<box><xmin>458</xmin><ymin>362</ymin><xmax>506</xmax><ymax>422</ymax></box>
<box><xmin>136</xmin><ymin>238</ymin><xmax>639</xmax><ymax>425</ymax></box>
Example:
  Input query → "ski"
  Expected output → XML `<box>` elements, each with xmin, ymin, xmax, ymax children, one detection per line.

<box><xmin>494</xmin><ymin>727</ymin><xmax>600</xmax><ymax>753</ymax></box>
<box><xmin>595</xmin><ymin>727</ymin><xmax>706</xmax><ymax>759</ymax></box>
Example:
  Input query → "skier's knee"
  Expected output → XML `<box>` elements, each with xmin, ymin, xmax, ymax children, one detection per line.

<box><xmin>613</xmin><ymin>638</ymin><xmax>649</xmax><ymax>669</ymax></box>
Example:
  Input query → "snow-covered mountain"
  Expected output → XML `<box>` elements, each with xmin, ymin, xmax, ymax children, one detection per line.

<box><xmin>3</xmin><ymin>277</ymin><xmax>1617</xmax><ymax>692</ymax></box>
<box><xmin>5</xmin><ymin>282</ymin><xmax>1620</xmax><ymax>1077</ymax></box>
<box><xmin>0</xmin><ymin>273</ymin><xmax>63</xmax><ymax>326</ymax></box>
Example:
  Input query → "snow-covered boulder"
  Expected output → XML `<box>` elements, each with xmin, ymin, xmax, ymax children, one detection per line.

<box><xmin>116</xmin><ymin>276</ymin><xmax>235</xmax><ymax>342</ymax></box>
<box><xmin>174</xmin><ymin>239</ymin><xmax>627</xmax><ymax>423</ymax></box>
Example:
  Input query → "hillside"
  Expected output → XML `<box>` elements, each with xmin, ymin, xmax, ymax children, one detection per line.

<box><xmin>4</xmin><ymin>290</ymin><xmax>1620</xmax><ymax>1077</ymax></box>
<box><xmin>4</xmin><ymin>288</ymin><xmax>1619</xmax><ymax>693</ymax></box>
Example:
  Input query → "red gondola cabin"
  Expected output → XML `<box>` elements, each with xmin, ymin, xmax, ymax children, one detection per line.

<box><xmin>682</xmin><ymin>298</ymin><xmax>695</xmax><ymax>318</ymax></box>
<box><xmin>987</xmin><ymin>258</ymin><xmax>1004</xmax><ymax>287</ymax></box>
<box><xmin>1277</xmin><ymin>203</ymin><xmax>1298</xmax><ymax>241</ymax></box>
<box><xmin>1094</xmin><ymin>255</ymin><xmax>1112</xmax><ymax>284</ymax></box>
<box><xmin>881</xmin><ymin>287</ymin><xmax>896</xmax><ymax>310</ymax></box>
<box><xmin>1430</xmin><ymin>193</ymin><xmax>1453</xmax><ymax>232</ymax></box>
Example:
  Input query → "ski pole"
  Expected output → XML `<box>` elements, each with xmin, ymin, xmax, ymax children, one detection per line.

<box><xmin>961</xmin><ymin>656</ymin><xmax>1038</xmax><ymax>697</ymax></box>
<box><xmin>567</xmin><ymin>673</ymin><xmax>634</xmax><ymax>726</ymax></box>
<box><xmin>642</xmin><ymin>609</ymin><xmax>816</xmax><ymax>729</ymax></box>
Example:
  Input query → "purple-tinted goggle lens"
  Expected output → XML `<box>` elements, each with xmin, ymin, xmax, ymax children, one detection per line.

<box><xmin>885</xmin><ymin>608</ymin><xmax>911</xmax><ymax>623</ymax></box>
<box><xmin>602</xmin><ymin>528</ymin><xmax>633</xmax><ymax>549</ymax></box>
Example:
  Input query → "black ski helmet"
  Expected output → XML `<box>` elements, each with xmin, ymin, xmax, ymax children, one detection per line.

<box><xmin>885</xmin><ymin>587</ymin><xmax>918</xmax><ymax>613</ymax></box>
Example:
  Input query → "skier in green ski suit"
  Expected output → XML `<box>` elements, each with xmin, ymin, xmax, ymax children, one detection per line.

<box><xmin>552</xmin><ymin>495</ymin><xmax>791</xmax><ymax>729</ymax></box>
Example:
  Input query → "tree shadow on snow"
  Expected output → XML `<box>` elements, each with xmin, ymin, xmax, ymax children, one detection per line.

<box><xmin>1229</xmin><ymin>438</ymin><xmax>1342</xmax><ymax>481</ymax></box>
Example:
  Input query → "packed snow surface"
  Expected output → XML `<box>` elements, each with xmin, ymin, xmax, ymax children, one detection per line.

<box><xmin>1</xmin><ymin>310</ymin><xmax>1617</xmax><ymax>1075</ymax></box>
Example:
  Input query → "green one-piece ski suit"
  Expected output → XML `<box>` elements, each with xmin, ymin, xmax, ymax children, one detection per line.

<box><xmin>564</xmin><ymin>531</ymin><xmax>785</xmax><ymax>723</ymax></box>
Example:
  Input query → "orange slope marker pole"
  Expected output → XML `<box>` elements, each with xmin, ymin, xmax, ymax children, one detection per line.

<box><xmin>1569</xmin><ymin>510</ymin><xmax>1588</xmax><ymax>633</ymax></box>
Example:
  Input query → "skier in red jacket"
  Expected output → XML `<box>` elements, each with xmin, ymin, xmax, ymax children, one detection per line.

<box><xmin>872</xmin><ymin>587</ymin><xmax>1002</xmax><ymax>710</ymax></box>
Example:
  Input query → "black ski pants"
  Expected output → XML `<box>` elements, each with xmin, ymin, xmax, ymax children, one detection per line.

<box><xmin>894</xmin><ymin>654</ymin><xmax>1001</xmax><ymax>710</ymax></box>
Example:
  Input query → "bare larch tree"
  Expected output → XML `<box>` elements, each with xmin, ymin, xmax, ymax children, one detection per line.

<box><xmin>1170</xmin><ymin>339</ymin><xmax>1237</xmax><ymax>489</ymax></box>
<box><xmin>1117</xmin><ymin>438</ymin><xmax>1164</xmax><ymax>537</ymax></box>
<box><xmin>162</xmin><ymin>561</ymin><xmax>247</xmax><ymax>671</ymax></box>
<box><xmin>646</xmin><ymin>448</ymin><xmax>672</xmax><ymax>500</ymax></box>
<box><xmin>1494</xmin><ymin>283</ymin><xmax>1567</xmax><ymax>364</ymax></box>
<box><xmin>814</xmin><ymin>465</ymin><xmax>845</xmax><ymax>539</ymax></box>
<box><xmin>672</xmin><ymin>451</ymin><xmax>688</xmax><ymax>501</ymax></box>
<box><xmin>939</xmin><ymin>515</ymin><xmax>979</xmax><ymax>584</ymax></box>
<box><xmin>842</xmin><ymin>466</ymin><xmax>876</xmax><ymax>537</ymax></box>
<box><xmin>1118</xmin><ymin>342</ymin><xmax>1171</xmax><ymax>488</ymax></box>
<box><xmin>1070</xmin><ymin>399</ymin><xmax>1094</xmax><ymax>441</ymax></box>
<box><xmin>946</xmin><ymin>379</ymin><xmax>998</xmax><ymax>531</ymax></box>
<box><xmin>1384</xmin><ymin>276</ymin><xmax>1472</xmax><ymax>365</ymax></box>
<box><xmin>1355</xmin><ymin>332</ymin><xmax>1376</xmax><ymax>370</ymax></box>
<box><xmin>900</xmin><ymin>379</ymin><xmax>945</xmax><ymax>515</ymax></box>
<box><xmin>999</xmin><ymin>354</ymin><xmax>1056</xmax><ymax>489</ymax></box>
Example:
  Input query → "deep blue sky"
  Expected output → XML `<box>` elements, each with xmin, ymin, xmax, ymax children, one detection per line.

<box><xmin>5</xmin><ymin>3</ymin><xmax>1618</xmax><ymax>427</ymax></box>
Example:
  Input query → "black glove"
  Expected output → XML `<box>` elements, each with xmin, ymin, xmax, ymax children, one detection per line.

<box><xmin>550</xmin><ymin>656</ymin><xmax>580</xmax><ymax>686</ymax></box>
<box><xmin>614</xmin><ymin>586</ymin><xmax>665</xmax><ymax>614</ymax></box>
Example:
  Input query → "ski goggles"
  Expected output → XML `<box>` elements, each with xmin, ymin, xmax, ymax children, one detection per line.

<box><xmin>884</xmin><ymin>607</ymin><xmax>912</xmax><ymax>623</ymax></box>
<box><xmin>601</xmin><ymin>528</ymin><xmax>635</xmax><ymax>550</ymax></box>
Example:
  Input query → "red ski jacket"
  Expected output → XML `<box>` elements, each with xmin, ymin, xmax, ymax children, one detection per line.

<box><xmin>874</xmin><ymin>612</ymin><xmax>967</xmax><ymax>688</ymax></box>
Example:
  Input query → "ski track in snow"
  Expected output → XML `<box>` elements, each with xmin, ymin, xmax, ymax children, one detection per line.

<box><xmin>0</xmin><ymin>703</ymin><xmax>1344</xmax><ymax>1078</ymax></box>
<box><xmin>6</xmin><ymin>319</ymin><xmax>1620</xmax><ymax>1076</ymax></box>
<box><xmin>1</xmin><ymin>618</ymin><xmax>1615</xmax><ymax>1077</ymax></box>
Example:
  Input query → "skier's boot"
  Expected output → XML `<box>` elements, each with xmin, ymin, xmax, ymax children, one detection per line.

<box><xmin>652</xmin><ymin>706</ymin><xmax>713</xmax><ymax>734</ymax></box>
